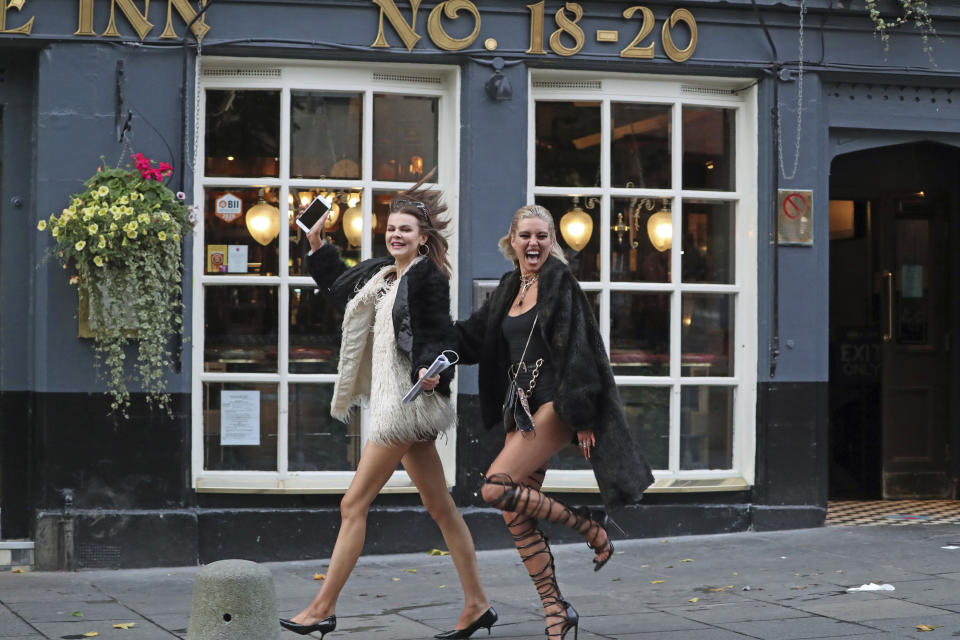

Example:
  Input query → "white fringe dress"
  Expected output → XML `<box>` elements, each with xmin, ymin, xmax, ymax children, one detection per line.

<box><xmin>335</xmin><ymin>259</ymin><xmax>456</xmax><ymax>446</ymax></box>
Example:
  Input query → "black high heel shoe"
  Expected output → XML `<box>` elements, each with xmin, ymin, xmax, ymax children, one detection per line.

<box><xmin>571</xmin><ymin>506</ymin><xmax>620</xmax><ymax>572</ymax></box>
<box><xmin>545</xmin><ymin>600</ymin><xmax>579</xmax><ymax>640</ymax></box>
<box><xmin>279</xmin><ymin>615</ymin><xmax>336</xmax><ymax>637</ymax></box>
<box><xmin>434</xmin><ymin>607</ymin><xmax>498</xmax><ymax>639</ymax></box>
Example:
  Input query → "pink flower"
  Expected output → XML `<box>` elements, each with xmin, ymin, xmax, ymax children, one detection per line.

<box><xmin>176</xmin><ymin>191</ymin><xmax>186</xmax><ymax>200</ymax></box>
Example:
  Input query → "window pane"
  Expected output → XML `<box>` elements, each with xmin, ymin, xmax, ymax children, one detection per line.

<box><xmin>611</xmin><ymin>197</ymin><xmax>672</xmax><ymax>283</ymax></box>
<box><xmin>371</xmin><ymin>190</ymin><xmax>396</xmax><ymax>259</ymax></box>
<box><xmin>535</xmin><ymin>101</ymin><xmax>600</xmax><ymax>188</ymax></box>
<box><xmin>681</xmin><ymin>386</ymin><xmax>733</xmax><ymax>470</ymax></box>
<box><xmin>203</xmin><ymin>188</ymin><xmax>280</xmax><ymax>276</ymax></box>
<box><xmin>682</xmin><ymin>201</ymin><xmax>735</xmax><ymax>284</ymax></box>
<box><xmin>681</xmin><ymin>294</ymin><xmax>734</xmax><ymax>377</ymax></box>
<box><xmin>205</xmin><ymin>90</ymin><xmax>279</xmax><ymax>178</ymax></box>
<box><xmin>290</xmin><ymin>286</ymin><xmax>341</xmax><ymax>374</ymax></box>
<box><xmin>682</xmin><ymin>107</ymin><xmax>735</xmax><ymax>191</ymax></box>
<box><xmin>291</xmin><ymin>92</ymin><xmax>362</xmax><ymax>180</ymax></box>
<box><xmin>536</xmin><ymin>195</ymin><xmax>599</xmax><ymax>281</ymax></box>
<box><xmin>203</xmin><ymin>382</ymin><xmax>278</xmax><ymax>471</ymax></box>
<box><xmin>611</xmin><ymin>103</ymin><xmax>671</xmax><ymax>189</ymax></box>
<box><xmin>373</xmin><ymin>94</ymin><xmax>438</xmax><ymax>181</ymax></box>
<box><xmin>610</xmin><ymin>292</ymin><xmax>670</xmax><ymax>376</ymax></box>
<box><xmin>290</xmin><ymin>189</ymin><xmax>362</xmax><ymax>275</ymax></box>
<box><xmin>584</xmin><ymin>291</ymin><xmax>599</xmax><ymax>324</ymax></box>
<box><xmin>289</xmin><ymin>384</ymin><xmax>361</xmax><ymax>471</ymax></box>
<box><xmin>622</xmin><ymin>386</ymin><xmax>669</xmax><ymax>469</ymax></box>
<box><xmin>204</xmin><ymin>286</ymin><xmax>278</xmax><ymax>373</ymax></box>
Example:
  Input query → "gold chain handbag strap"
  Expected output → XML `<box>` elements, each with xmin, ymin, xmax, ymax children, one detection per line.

<box><xmin>509</xmin><ymin>312</ymin><xmax>540</xmax><ymax>383</ymax></box>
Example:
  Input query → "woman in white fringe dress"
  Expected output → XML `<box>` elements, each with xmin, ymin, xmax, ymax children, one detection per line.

<box><xmin>280</xmin><ymin>177</ymin><xmax>496</xmax><ymax>640</ymax></box>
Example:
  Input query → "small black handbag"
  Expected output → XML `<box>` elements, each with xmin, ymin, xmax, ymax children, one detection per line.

<box><xmin>502</xmin><ymin>313</ymin><xmax>538</xmax><ymax>434</ymax></box>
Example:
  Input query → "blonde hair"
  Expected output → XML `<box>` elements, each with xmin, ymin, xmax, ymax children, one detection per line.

<box><xmin>498</xmin><ymin>204</ymin><xmax>568</xmax><ymax>266</ymax></box>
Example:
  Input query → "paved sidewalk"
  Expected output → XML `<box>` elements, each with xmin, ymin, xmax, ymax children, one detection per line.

<box><xmin>2</xmin><ymin>524</ymin><xmax>960</xmax><ymax>639</ymax></box>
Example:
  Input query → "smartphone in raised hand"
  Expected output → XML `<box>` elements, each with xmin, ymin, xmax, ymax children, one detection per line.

<box><xmin>295</xmin><ymin>194</ymin><xmax>333</xmax><ymax>234</ymax></box>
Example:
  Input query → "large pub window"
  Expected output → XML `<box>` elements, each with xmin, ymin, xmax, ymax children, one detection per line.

<box><xmin>192</xmin><ymin>60</ymin><xmax>459</xmax><ymax>492</ymax></box>
<box><xmin>530</xmin><ymin>72</ymin><xmax>758</xmax><ymax>493</ymax></box>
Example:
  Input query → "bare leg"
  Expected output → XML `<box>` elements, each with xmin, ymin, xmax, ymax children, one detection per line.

<box><xmin>290</xmin><ymin>441</ymin><xmax>409</xmax><ymax>625</ymax></box>
<box><xmin>403</xmin><ymin>440</ymin><xmax>491</xmax><ymax>630</ymax></box>
<box><xmin>481</xmin><ymin>404</ymin><xmax>610</xmax><ymax>639</ymax></box>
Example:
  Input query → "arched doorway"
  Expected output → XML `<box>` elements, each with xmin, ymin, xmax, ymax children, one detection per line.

<box><xmin>829</xmin><ymin>141</ymin><xmax>960</xmax><ymax>499</ymax></box>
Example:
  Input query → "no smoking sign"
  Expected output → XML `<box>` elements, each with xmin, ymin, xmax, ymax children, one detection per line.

<box><xmin>778</xmin><ymin>189</ymin><xmax>813</xmax><ymax>245</ymax></box>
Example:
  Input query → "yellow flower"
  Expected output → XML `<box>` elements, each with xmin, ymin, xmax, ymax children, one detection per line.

<box><xmin>157</xmin><ymin>231</ymin><xmax>167</xmax><ymax>241</ymax></box>
<box><xmin>173</xmin><ymin>233</ymin><xmax>180</xmax><ymax>242</ymax></box>
<box><xmin>97</xmin><ymin>185</ymin><xmax>109</xmax><ymax>196</ymax></box>
<box><xmin>126</xmin><ymin>220</ymin><xmax>139</xmax><ymax>231</ymax></box>
<box><xmin>138</xmin><ymin>213</ymin><xmax>150</xmax><ymax>224</ymax></box>
<box><xmin>87</xmin><ymin>223</ymin><xmax>98</xmax><ymax>234</ymax></box>
<box><xmin>37</xmin><ymin>220</ymin><xmax>47</xmax><ymax>230</ymax></box>
<box><xmin>75</xmin><ymin>240</ymin><xmax>86</xmax><ymax>251</ymax></box>
<box><xmin>127</xmin><ymin>230</ymin><xmax>137</xmax><ymax>239</ymax></box>
<box><xmin>110</xmin><ymin>223</ymin><xmax>118</xmax><ymax>231</ymax></box>
<box><xmin>129</xmin><ymin>192</ymin><xmax>139</xmax><ymax>201</ymax></box>
<box><xmin>52</xmin><ymin>227</ymin><xmax>60</xmax><ymax>237</ymax></box>
<box><xmin>119</xmin><ymin>195</ymin><xmax>129</xmax><ymax>205</ymax></box>
<box><xmin>93</xmin><ymin>256</ymin><xmax>104</xmax><ymax>267</ymax></box>
<box><xmin>98</xmin><ymin>236</ymin><xmax>106</xmax><ymax>248</ymax></box>
<box><xmin>160</xmin><ymin>212</ymin><xmax>171</xmax><ymax>221</ymax></box>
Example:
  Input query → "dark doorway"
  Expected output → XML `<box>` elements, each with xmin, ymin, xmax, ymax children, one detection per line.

<box><xmin>829</xmin><ymin>142</ymin><xmax>959</xmax><ymax>500</ymax></box>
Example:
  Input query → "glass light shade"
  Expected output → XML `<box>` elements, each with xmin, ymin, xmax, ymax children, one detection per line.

<box><xmin>560</xmin><ymin>206</ymin><xmax>593</xmax><ymax>252</ymax></box>
<box><xmin>342</xmin><ymin>206</ymin><xmax>376</xmax><ymax>247</ymax></box>
<box><xmin>647</xmin><ymin>209</ymin><xmax>673</xmax><ymax>252</ymax></box>
<box><xmin>246</xmin><ymin>200</ymin><xmax>280</xmax><ymax>246</ymax></box>
<box><xmin>325</xmin><ymin>201</ymin><xmax>341</xmax><ymax>230</ymax></box>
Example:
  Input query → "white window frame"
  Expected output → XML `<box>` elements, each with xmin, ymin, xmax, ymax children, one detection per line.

<box><xmin>529</xmin><ymin>70</ymin><xmax>758</xmax><ymax>494</ymax></box>
<box><xmin>192</xmin><ymin>58</ymin><xmax>460</xmax><ymax>494</ymax></box>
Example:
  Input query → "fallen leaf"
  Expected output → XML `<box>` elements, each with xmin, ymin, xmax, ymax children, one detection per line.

<box><xmin>665</xmin><ymin>565</ymin><xmax>674</xmax><ymax>569</ymax></box>
<box><xmin>112</xmin><ymin>623</ymin><xmax>136</xmax><ymax>629</ymax></box>
<box><xmin>313</xmin><ymin>573</ymin><xmax>325</xmax><ymax>580</ymax></box>
<box><xmin>650</xmin><ymin>580</ymin><xmax>664</xmax><ymax>584</ymax></box>
<box><xmin>403</xmin><ymin>569</ymin><xmax>417</xmax><ymax>573</ymax></box>
<box><xmin>82</xmin><ymin>633</ymin><xmax>99</xmax><ymax>638</ymax></box>
<box><xmin>681</xmin><ymin>559</ymin><xmax>694</xmax><ymax>563</ymax></box>
<box><xmin>438</xmin><ymin>585</ymin><xmax>446</xmax><ymax>589</ymax></box>
<box><xmin>427</xmin><ymin>549</ymin><xmax>450</xmax><ymax>556</ymax></box>
<box><xmin>732</xmin><ymin>572</ymin><xmax>739</xmax><ymax>576</ymax></box>
<box><xmin>10</xmin><ymin>568</ymin><xmax>24</xmax><ymax>573</ymax></box>
<box><xmin>688</xmin><ymin>597</ymin><xmax>699</xmax><ymax>603</ymax></box>
<box><xmin>72</xmin><ymin>611</ymin><xmax>84</xmax><ymax>617</ymax></box>
<box><xmin>709</xmin><ymin>588</ymin><xmax>727</xmax><ymax>592</ymax></box>
<box><xmin>391</xmin><ymin>578</ymin><xmax>401</xmax><ymax>582</ymax></box>
<box><xmin>916</xmin><ymin>624</ymin><xmax>941</xmax><ymax>632</ymax></box>
<box><xmin>661</xmin><ymin>539</ymin><xmax>669</xmax><ymax>543</ymax></box>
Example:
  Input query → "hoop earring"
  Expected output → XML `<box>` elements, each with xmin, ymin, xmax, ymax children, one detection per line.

<box><xmin>418</xmin><ymin>243</ymin><xmax>430</xmax><ymax>256</ymax></box>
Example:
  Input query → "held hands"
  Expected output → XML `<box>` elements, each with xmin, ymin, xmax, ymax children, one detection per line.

<box><xmin>577</xmin><ymin>429</ymin><xmax>596</xmax><ymax>460</ymax></box>
<box><xmin>304</xmin><ymin>205</ymin><xmax>331</xmax><ymax>252</ymax></box>
<box><xmin>418</xmin><ymin>367</ymin><xmax>440</xmax><ymax>392</ymax></box>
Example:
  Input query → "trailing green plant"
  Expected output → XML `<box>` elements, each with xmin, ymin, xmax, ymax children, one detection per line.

<box><xmin>37</xmin><ymin>154</ymin><xmax>193</xmax><ymax>416</ymax></box>
<box><xmin>864</xmin><ymin>0</ymin><xmax>936</xmax><ymax>61</ymax></box>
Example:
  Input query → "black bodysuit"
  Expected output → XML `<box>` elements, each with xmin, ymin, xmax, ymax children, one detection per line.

<box><xmin>502</xmin><ymin>304</ymin><xmax>556</xmax><ymax>421</ymax></box>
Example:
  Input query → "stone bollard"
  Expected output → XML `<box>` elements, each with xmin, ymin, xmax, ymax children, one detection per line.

<box><xmin>187</xmin><ymin>559</ymin><xmax>280</xmax><ymax>640</ymax></box>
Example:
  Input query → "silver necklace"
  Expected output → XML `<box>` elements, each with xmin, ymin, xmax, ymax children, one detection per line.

<box><xmin>517</xmin><ymin>273</ymin><xmax>539</xmax><ymax>307</ymax></box>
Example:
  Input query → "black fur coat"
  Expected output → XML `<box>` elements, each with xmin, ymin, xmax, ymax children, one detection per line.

<box><xmin>454</xmin><ymin>255</ymin><xmax>654</xmax><ymax>510</ymax></box>
<box><xmin>307</xmin><ymin>244</ymin><xmax>455</xmax><ymax>395</ymax></box>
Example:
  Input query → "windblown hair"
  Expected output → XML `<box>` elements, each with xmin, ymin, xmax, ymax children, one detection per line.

<box><xmin>498</xmin><ymin>204</ymin><xmax>568</xmax><ymax>266</ymax></box>
<box><xmin>390</xmin><ymin>168</ymin><xmax>451</xmax><ymax>278</ymax></box>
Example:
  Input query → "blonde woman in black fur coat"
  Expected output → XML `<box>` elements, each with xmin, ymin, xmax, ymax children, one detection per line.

<box><xmin>454</xmin><ymin>204</ymin><xmax>654</xmax><ymax>640</ymax></box>
<box><xmin>281</xmin><ymin>178</ymin><xmax>495</xmax><ymax>640</ymax></box>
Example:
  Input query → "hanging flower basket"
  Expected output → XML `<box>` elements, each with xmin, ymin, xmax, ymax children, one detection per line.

<box><xmin>37</xmin><ymin>154</ymin><xmax>194</xmax><ymax>415</ymax></box>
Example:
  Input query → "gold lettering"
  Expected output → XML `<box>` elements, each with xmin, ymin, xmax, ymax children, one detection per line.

<box><xmin>662</xmin><ymin>8</ymin><xmax>697</xmax><ymax>62</ymax></box>
<box><xmin>371</xmin><ymin>0</ymin><xmax>421</xmax><ymax>51</ymax></box>
<box><xmin>427</xmin><ymin>0</ymin><xmax>480</xmax><ymax>51</ymax></box>
<box><xmin>620</xmin><ymin>6</ymin><xmax>654</xmax><ymax>59</ymax></box>
<box><xmin>75</xmin><ymin>0</ymin><xmax>95</xmax><ymax>35</ymax></box>
<box><xmin>549</xmin><ymin>2</ymin><xmax>584</xmax><ymax>57</ymax></box>
<box><xmin>103</xmin><ymin>0</ymin><xmax>153</xmax><ymax>40</ymax></box>
<box><xmin>525</xmin><ymin>1</ymin><xmax>546</xmax><ymax>55</ymax></box>
<box><xmin>1</xmin><ymin>0</ymin><xmax>34</xmax><ymax>35</ymax></box>
<box><xmin>159</xmin><ymin>0</ymin><xmax>209</xmax><ymax>40</ymax></box>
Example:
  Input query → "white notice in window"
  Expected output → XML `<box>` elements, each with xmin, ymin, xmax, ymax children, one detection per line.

<box><xmin>220</xmin><ymin>390</ymin><xmax>260</xmax><ymax>446</ymax></box>
<box><xmin>227</xmin><ymin>245</ymin><xmax>248</xmax><ymax>273</ymax></box>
